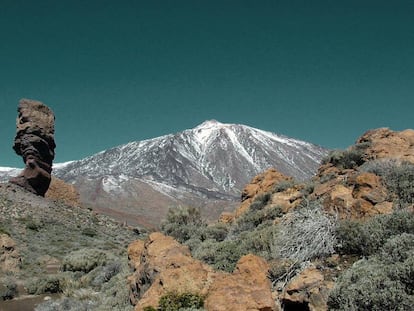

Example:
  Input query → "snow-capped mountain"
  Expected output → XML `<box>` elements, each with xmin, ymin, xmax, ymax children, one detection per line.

<box><xmin>51</xmin><ymin>120</ymin><xmax>328</xmax><ymax>227</ymax></box>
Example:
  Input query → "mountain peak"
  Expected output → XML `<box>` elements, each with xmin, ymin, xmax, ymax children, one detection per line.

<box><xmin>196</xmin><ymin>119</ymin><xmax>225</xmax><ymax>129</ymax></box>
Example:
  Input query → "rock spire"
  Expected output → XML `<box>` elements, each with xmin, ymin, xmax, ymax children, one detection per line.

<box><xmin>9</xmin><ymin>99</ymin><xmax>56</xmax><ymax>196</ymax></box>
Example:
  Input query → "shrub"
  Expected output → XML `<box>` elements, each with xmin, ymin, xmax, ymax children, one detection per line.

<box><xmin>161</xmin><ymin>206</ymin><xmax>206</xmax><ymax>243</ymax></box>
<box><xmin>193</xmin><ymin>239</ymin><xmax>247</xmax><ymax>272</ymax></box>
<box><xmin>0</xmin><ymin>277</ymin><xmax>17</xmax><ymax>300</ymax></box>
<box><xmin>335</xmin><ymin>210</ymin><xmax>414</xmax><ymax>256</ymax></box>
<box><xmin>322</xmin><ymin>147</ymin><xmax>365</xmax><ymax>169</ymax></box>
<box><xmin>271</xmin><ymin>201</ymin><xmax>336</xmax><ymax>262</ymax></box>
<box><xmin>361</xmin><ymin>159</ymin><xmax>414</xmax><ymax>208</ymax></box>
<box><xmin>231</xmin><ymin>204</ymin><xmax>282</xmax><ymax>234</ymax></box>
<box><xmin>0</xmin><ymin>226</ymin><xmax>10</xmax><ymax>236</ymax></box>
<box><xmin>27</xmin><ymin>274</ymin><xmax>62</xmax><ymax>295</ymax></box>
<box><xmin>249</xmin><ymin>193</ymin><xmax>271</xmax><ymax>211</ymax></box>
<box><xmin>158</xmin><ymin>291</ymin><xmax>204</xmax><ymax>311</ymax></box>
<box><xmin>272</xmin><ymin>180</ymin><xmax>296</xmax><ymax>193</ymax></box>
<box><xmin>82</xmin><ymin>227</ymin><xmax>97</xmax><ymax>237</ymax></box>
<box><xmin>62</xmin><ymin>248</ymin><xmax>107</xmax><ymax>273</ymax></box>
<box><xmin>328</xmin><ymin>233</ymin><xmax>414</xmax><ymax>310</ymax></box>
<box><xmin>34</xmin><ymin>297</ymin><xmax>93</xmax><ymax>311</ymax></box>
<box><xmin>201</xmin><ymin>222</ymin><xmax>229</xmax><ymax>242</ymax></box>
<box><xmin>91</xmin><ymin>261</ymin><xmax>121</xmax><ymax>287</ymax></box>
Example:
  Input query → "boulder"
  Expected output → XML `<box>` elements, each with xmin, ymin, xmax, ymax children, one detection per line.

<box><xmin>9</xmin><ymin>99</ymin><xmax>55</xmax><ymax>196</ymax></box>
<box><xmin>236</xmin><ymin>169</ymin><xmax>292</xmax><ymax>217</ymax></box>
<box><xmin>128</xmin><ymin>233</ymin><xmax>277</xmax><ymax>311</ymax></box>
<box><xmin>282</xmin><ymin>266</ymin><xmax>334</xmax><ymax>311</ymax></box>
<box><xmin>357</xmin><ymin>128</ymin><xmax>414</xmax><ymax>163</ymax></box>
<box><xmin>0</xmin><ymin>234</ymin><xmax>21</xmax><ymax>273</ymax></box>
<box><xmin>204</xmin><ymin>254</ymin><xmax>278</xmax><ymax>311</ymax></box>
<box><xmin>45</xmin><ymin>176</ymin><xmax>80</xmax><ymax>207</ymax></box>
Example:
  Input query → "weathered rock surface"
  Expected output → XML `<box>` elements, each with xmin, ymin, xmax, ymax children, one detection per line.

<box><xmin>204</xmin><ymin>254</ymin><xmax>278</xmax><ymax>311</ymax></box>
<box><xmin>281</xmin><ymin>266</ymin><xmax>334</xmax><ymax>311</ymax></box>
<box><xmin>0</xmin><ymin>234</ymin><xmax>21</xmax><ymax>273</ymax></box>
<box><xmin>235</xmin><ymin>168</ymin><xmax>293</xmax><ymax>218</ymax></box>
<box><xmin>128</xmin><ymin>233</ymin><xmax>277</xmax><ymax>311</ymax></box>
<box><xmin>357</xmin><ymin>127</ymin><xmax>414</xmax><ymax>163</ymax></box>
<box><xmin>45</xmin><ymin>176</ymin><xmax>80</xmax><ymax>207</ymax></box>
<box><xmin>9</xmin><ymin>99</ymin><xmax>56</xmax><ymax>196</ymax></box>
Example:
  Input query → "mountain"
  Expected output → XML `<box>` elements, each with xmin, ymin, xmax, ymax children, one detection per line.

<box><xmin>51</xmin><ymin>120</ymin><xmax>328</xmax><ymax>227</ymax></box>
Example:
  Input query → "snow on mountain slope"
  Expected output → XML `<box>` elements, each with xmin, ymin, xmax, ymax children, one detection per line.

<box><xmin>54</xmin><ymin>120</ymin><xmax>327</xmax><ymax>199</ymax></box>
<box><xmin>2</xmin><ymin>121</ymin><xmax>329</xmax><ymax>227</ymax></box>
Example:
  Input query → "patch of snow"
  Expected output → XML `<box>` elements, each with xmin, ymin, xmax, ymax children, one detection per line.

<box><xmin>53</xmin><ymin>161</ymin><xmax>75</xmax><ymax>169</ymax></box>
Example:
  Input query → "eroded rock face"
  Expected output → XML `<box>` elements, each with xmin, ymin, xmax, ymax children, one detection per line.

<box><xmin>9</xmin><ymin>99</ymin><xmax>55</xmax><ymax>196</ymax></box>
<box><xmin>0</xmin><ymin>234</ymin><xmax>21</xmax><ymax>273</ymax></box>
<box><xmin>45</xmin><ymin>176</ymin><xmax>80</xmax><ymax>207</ymax></box>
<box><xmin>281</xmin><ymin>265</ymin><xmax>334</xmax><ymax>311</ymax></box>
<box><xmin>128</xmin><ymin>233</ymin><xmax>277</xmax><ymax>311</ymax></box>
<box><xmin>235</xmin><ymin>168</ymin><xmax>293</xmax><ymax>218</ymax></box>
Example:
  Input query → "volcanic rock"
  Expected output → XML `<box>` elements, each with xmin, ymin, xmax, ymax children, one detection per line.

<box><xmin>9</xmin><ymin>99</ymin><xmax>56</xmax><ymax>196</ymax></box>
<box><xmin>281</xmin><ymin>266</ymin><xmax>334</xmax><ymax>311</ymax></box>
<box><xmin>357</xmin><ymin>128</ymin><xmax>414</xmax><ymax>163</ymax></box>
<box><xmin>236</xmin><ymin>168</ymin><xmax>293</xmax><ymax>217</ymax></box>
<box><xmin>0</xmin><ymin>234</ymin><xmax>21</xmax><ymax>273</ymax></box>
<box><xmin>128</xmin><ymin>233</ymin><xmax>277</xmax><ymax>311</ymax></box>
<box><xmin>45</xmin><ymin>176</ymin><xmax>80</xmax><ymax>207</ymax></box>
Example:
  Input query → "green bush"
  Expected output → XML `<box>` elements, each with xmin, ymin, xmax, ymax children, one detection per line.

<box><xmin>272</xmin><ymin>180</ymin><xmax>296</xmax><ymax>193</ymax></box>
<box><xmin>91</xmin><ymin>261</ymin><xmax>121</xmax><ymax>287</ymax></box>
<box><xmin>27</xmin><ymin>274</ymin><xmax>62</xmax><ymax>295</ymax></box>
<box><xmin>82</xmin><ymin>227</ymin><xmax>97</xmax><ymax>237</ymax></box>
<box><xmin>62</xmin><ymin>248</ymin><xmax>107</xmax><ymax>273</ymax></box>
<box><xmin>0</xmin><ymin>277</ymin><xmax>17</xmax><ymax>300</ymax></box>
<box><xmin>361</xmin><ymin>159</ymin><xmax>414</xmax><ymax>208</ymax></box>
<box><xmin>34</xmin><ymin>297</ymin><xmax>93</xmax><ymax>311</ymax></box>
<box><xmin>328</xmin><ymin>233</ymin><xmax>414</xmax><ymax>310</ymax></box>
<box><xmin>336</xmin><ymin>210</ymin><xmax>414</xmax><ymax>256</ymax></box>
<box><xmin>201</xmin><ymin>223</ymin><xmax>229</xmax><ymax>242</ymax></box>
<box><xmin>322</xmin><ymin>147</ymin><xmax>365</xmax><ymax>169</ymax></box>
<box><xmin>158</xmin><ymin>291</ymin><xmax>204</xmax><ymax>311</ymax></box>
<box><xmin>161</xmin><ymin>206</ymin><xmax>206</xmax><ymax>243</ymax></box>
<box><xmin>231</xmin><ymin>204</ymin><xmax>282</xmax><ymax>234</ymax></box>
<box><xmin>193</xmin><ymin>239</ymin><xmax>247</xmax><ymax>272</ymax></box>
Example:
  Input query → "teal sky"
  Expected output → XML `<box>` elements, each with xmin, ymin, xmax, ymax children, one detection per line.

<box><xmin>1</xmin><ymin>0</ymin><xmax>413</xmax><ymax>168</ymax></box>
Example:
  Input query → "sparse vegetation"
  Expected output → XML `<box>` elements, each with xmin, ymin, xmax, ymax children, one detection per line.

<box><xmin>0</xmin><ymin>277</ymin><xmax>17</xmax><ymax>300</ymax></box>
<box><xmin>0</xmin><ymin>185</ymin><xmax>139</xmax><ymax>311</ymax></box>
<box><xmin>161</xmin><ymin>206</ymin><xmax>206</xmax><ymax>243</ymax></box>
<box><xmin>271</xmin><ymin>200</ymin><xmax>336</xmax><ymax>262</ymax></box>
<box><xmin>142</xmin><ymin>291</ymin><xmax>205</xmax><ymax>311</ymax></box>
<box><xmin>335</xmin><ymin>210</ymin><xmax>414</xmax><ymax>256</ymax></box>
<box><xmin>328</xmin><ymin>233</ymin><xmax>414</xmax><ymax>310</ymax></box>
<box><xmin>322</xmin><ymin>146</ymin><xmax>366</xmax><ymax>169</ymax></box>
<box><xmin>62</xmin><ymin>248</ymin><xmax>107</xmax><ymax>273</ymax></box>
<box><xmin>361</xmin><ymin>159</ymin><xmax>414</xmax><ymax>208</ymax></box>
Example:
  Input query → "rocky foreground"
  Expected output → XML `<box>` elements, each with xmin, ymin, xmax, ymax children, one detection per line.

<box><xmin>127</xmin><ymin>127</ymin><xmax>414</xmax><ymax>311</ymax></box>
<box><xmin>1</xmin><ymin>127</ymin><xmax>413</xmax><ymax>311</ymax></box>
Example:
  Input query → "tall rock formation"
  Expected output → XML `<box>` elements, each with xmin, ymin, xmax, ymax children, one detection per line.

<box><xmin>9</xmin><ymin>99</ymin><xmax>55</xmax><ymax>196</ymax></box>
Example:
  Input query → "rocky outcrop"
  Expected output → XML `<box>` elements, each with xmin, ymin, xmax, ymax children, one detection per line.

<box><xmin>45</xmin><ymin>176</ymin><xmax>80</xmax><ymax>207</ymax></box>
<box><xmin>128</xmin><ymin>233</ymin><xmax>277</xmax><ymax>311</ymax></box>
<box><xmin>312</xmin><ymin>171</ymin><xmax>393</xmax><ymax>219</ymax></box>
<box><xmin>9</xmin><ymin>99</ymin><xmax>56</xmax><ymax>196</ymax></box>
<box><xmin>280</xmin><ymin>266</ymin><xmax>334</xmax><ymax>311</ymax></box>
<box><xmin>235</xmin><ymin>168</ymin><xmax>293</xmax><ymax>218</ymax></box>
<box><xmin>357</xmin><ymin>128</ymin><xmax>414</xmax><ymax>163</ymax></box>
<box><xmin>0</xmin><ymin>234</ymin><xmax>21</xmax><ymax>273</ymax></box>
